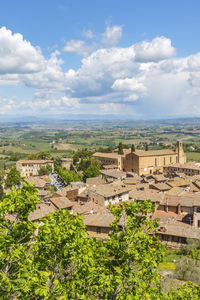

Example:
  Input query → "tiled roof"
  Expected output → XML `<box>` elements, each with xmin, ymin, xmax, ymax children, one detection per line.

<box><xmin>100</xmin><ymin>169</ymin><xmax>126</xmax><ymax>179</ymax></box>
<box><xmin>17</xmin><ymin>160</ymin><xmax>53</xmax><ymax>164</ymax></box>
<box><xmin>86</xmin><ymin>176</ymin><xmax>105</xmax><ymax>185</ymax></box>
<box><xmin>28</xmin><ymin>203</ymin><xmax>56</xmax><ymax>221</ymax></box>
<box><xmin>128</xmin><ymin>149</ymin><xmax>176</xmax><ymax>157</ymax></box>
<box><xmin>93</xmin><ymin>152</ymin><xmax>121</xmax><ymax>159</ymax></box>
<box><xmin>24</xmin><ymin>176</ymin><xmax>46</xmax><ymax>188</ymax></box>
<box><xmin>72</xmin><ymin>201</ymin><xmax>103</xmax><ymax>215</ymax></box>
<box><xmin>88</xmin><ymin>183</ymin><xmax>131</xmax><ymax>198</ymax></box>
<box><xmin>150</xmin><ymin>183</ymin><xmax>171</xmax><ymax>191</ymax></box>
<box><xmin>50</xmin><ymin>197</ymin><xmax>73</xmax><ymax>209</ymax></box>
<box><xmin>84</xmin><ymin>212</ymin><xmax>114</xmax><ymax>227</ymax></box>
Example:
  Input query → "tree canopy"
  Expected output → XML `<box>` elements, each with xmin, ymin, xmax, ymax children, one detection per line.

<box><xmin>0</xmin><ymin>184</ymin><xmax>199</xmax><ymax>298</ymax></box>
<box><xmin>83</xmin><ymin>164</ymin><xmax>101</xmax><ymax>181</ymax></box>
<box><xmin>5</xmin><ymin>168</ymin><xmax>21</xmax><ymax>188</ymax></box>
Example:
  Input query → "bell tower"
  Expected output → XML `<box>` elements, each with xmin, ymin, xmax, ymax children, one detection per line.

<box><xmin>176</xmin><ymin>140</ymin><xmax>186</xmax><ymax>164</ymax></box>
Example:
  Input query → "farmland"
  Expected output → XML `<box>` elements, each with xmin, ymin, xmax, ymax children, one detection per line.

<box><xmin>1</xmin><ymin>118</ymin><xmax>200</xmax><ymax>169</ymax></box>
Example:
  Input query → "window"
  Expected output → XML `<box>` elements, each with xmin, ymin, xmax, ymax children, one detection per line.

<box><xmin>96</xmin><ymin>227</ymin><xmax>101</xmax><ymax>233</ymax></box>
<box><xmin>155</xmin><ymin>158</ymin><xmax>157</xmax><ymax>167</ymax></box>
<box><xmin>163</xmin><ymin>158</ymin><xmax>166</xmax><ymax>166</ymax></box>
<box><xmin>170</xmin><ymin>157</ymin><xmax>172</xmax><ymax>163</ymax></box>
<box><xmin>173</xmin><ymin>236</ymin><xmax>179</xmax><ymax>242</ymax></box>
<box><xmin>176</xmin><ymin>156</ymin><xmax>178</xmax><ymax>163</ymax></box>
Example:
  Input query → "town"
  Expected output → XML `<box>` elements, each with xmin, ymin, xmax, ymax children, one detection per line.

<box><xmin>1</xmin><ymin>139</ymin><xmax>200</xmax><ymax>250</ymax></box>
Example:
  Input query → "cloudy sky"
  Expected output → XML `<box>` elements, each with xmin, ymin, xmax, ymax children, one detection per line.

<box><xmin>1</xmin><ymin>0</ymin><xmax>200</xmax><ymax>119</ymax></box>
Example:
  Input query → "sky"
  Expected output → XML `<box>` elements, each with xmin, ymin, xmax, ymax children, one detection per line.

<box><xmin>1</xmin><ymin>0</ymin><xmax>200</xmax><ymax>119</ymax></box>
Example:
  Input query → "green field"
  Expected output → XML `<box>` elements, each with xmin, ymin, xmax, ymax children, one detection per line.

<box><xmin>1</xmin><ymin>119</ymin><xmax>200</xmax><ymax>169</ymax></box>
<box><xmin>186</xmin><ymin>152</ymin><xmax>200</xmax><ymax>162</ymax></box>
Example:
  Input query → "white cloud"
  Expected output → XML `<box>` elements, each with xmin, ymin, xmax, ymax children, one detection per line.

<box><xmin>2</xmin><ymin>26</ymin><xmax>200</xmax><ymax>118</ymax></box>
<box><xmin>62</xmin><ymin>40</ymin><xmax>93</xmax><ymax>57</ymax></box>
<box><xmin>134</xmin><ymin>37</ymin><xmax>176</xmax><ymax>62</ymax></box>
<box><xmin>101</xmin><ymin>25</ymin><xmax>123</xmax><ymax>46</ymax></box>
<box><xmin>61</xmin><ymin>96</ymin><xmax>80</xmax><ymax>108</ymax></box>
<box><xmin>0</xmin><ymin>26</ymin><xmax>45</xmax><ymax>74</ymax></box>
<box><xmin>83</xmin><ymin>29</ymin><xmax>95</xmax><ymax>39</ymax></box>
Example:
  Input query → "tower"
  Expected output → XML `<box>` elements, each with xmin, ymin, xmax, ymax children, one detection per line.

<box><xmin>176</xmin><ymin>140</ymin><xmax>186</xmax><ymax>164</ymax></box>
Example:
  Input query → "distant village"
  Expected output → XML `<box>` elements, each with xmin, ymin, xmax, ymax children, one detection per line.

<box><xmin>5</xmin><ymin>140</ymin><xmax>200</xmax><ymax>248</ymax></box>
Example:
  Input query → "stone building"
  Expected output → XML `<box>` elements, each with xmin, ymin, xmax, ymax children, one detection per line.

<box><xmin>61</xmin><ymin>158</ymin><xmax>72</xmax><ymax>170</ymax></box>
<box><xmin>88</xmin><ymin>183</ymin><xmax>130</xmax><ymax>206</ymax></box>
<box><xmin>16</xmin><ymin>160</ymin><xmax>54</xmax><ymax>177</ymax></box>
<box><xmin>93</xmin><ymin>141</ymin><xmax>186</xmax><ymax>176</ymax></box>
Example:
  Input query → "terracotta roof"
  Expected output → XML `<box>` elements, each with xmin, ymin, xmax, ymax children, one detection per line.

<box><xmin>17</xmin><ymin>160</ymin><xmax>53</xmax><ymax>164</ymax></box>
<box><xmin>129</xmin><ymin>189</ymin><xmax>163</xmax><ymax>203</ymax></box>
<box><xmin>72</xmin><ymin>201</ymin><xmax>103</xmax><ymax>215</ymax></box>
<box><xmin>166</xmin><ymin>161</ymin><xmax>200</xmax><ymax>170</ymax></box>
<box><xmin>86</xmin><ymin>176</ymin><xmax>105</xmax><ymax>185</ymax></box>
<box><xmin>167</xmin><ymin>179</ymin><xmax>190</xmax><ymax>188</ymax></box>
<box><xmin>93</xmin><ymin>152</ymin><xmax>120</xmax><ymax>159</ymax></box>
<box><xmin>100</xmin><ymin>169</ymin><xmax>126</xmax><ymax>179</ymax></box>
<box><xmin>166</xmin><ymin>187</ymin><xmax>186</xmax><ymax>196</ymax></box>
<box><xmin>150</xmin><ymin>183</ymin><xmax>171</xmax><ymax>191</ymax></box>
<box><xmin>88</xmin><ymin>183</ymin><xmax>131</xmax><ymax>198</ymax></box>
<box><xmin>28</xmin><ymin>203</ymin><xmax>56</xmax><ymax>221</ymax></box>
<box><xmin>84</xmin><ymin>212</ymin><xmax>114</xmax><ymax>227</ymax></box>
<box><xmin>50</xmin><ymin>197</ymin><xmax>73</xmax><ymax>209</ymax></box>
<box><xmin>128</xmin><ymin>149</ymin><xmax>176</xmax><ymax>157</ymax></box>
<box><xmin>24</xmin><ymin>176</ymin><xmax>46</xmax><ymax>188</ymax></box>
<box><xmin>102</xmin><ymin>164</ymin><xmax>118</xmax><ymax>169</ymax></box>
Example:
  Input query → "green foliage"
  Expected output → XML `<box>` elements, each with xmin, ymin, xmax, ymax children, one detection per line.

<box><xmin>28</xmin><ymin>152</ymin><xmax>51</xmax><ymax>160</ymax></box>
<box><xmin>118</xmin><ymin>142</ymin><xmax>123</xmax><ymax>155</ymax></box>
<box><xmin>56</xmin><ymin>167</ymin><xmax>82</xmax><ymax>184</ymax></box>
<box><xmin>131</xmin><ymin>144</ymin><xmax>135</xmax><ymax>152</ymax></box>
<box><xmin>38</xmin><ymin>164</ymin><xmax>52</xmax><ymax>176</ymax></box>
<box><xmin>5</xmin><ymin>168</ymin><xmax>21</xmax><ymax>188</ymax></box>
<box><xmin>37</xmin><ymin>152</ymin><xmax>51</xmax><ymax>160</ymax></box>
<box><xmin>167</xmin><ymin>282</ymin><xmax>200</xmax><ymax>299</ymax></box>
<box><xmin>145</xmin><ymin>143</ymin><xmax>149</xmax><ymax>151</ymax></box>
<box><xmin>96</xmin><ymin>146</ymin><xmax>114</xmax><ymax>153</ymax></box>
<box><xmin>83</xmin><ymin>164</ymin><xmax>101</xmax><ymax>181</ymax></box>
<box><xmin>0</xmin><ymin>185</ymin><xmax>198</xmax><ymax>298</ymax></box>
<box><xmin>53</xmin><ymin>157</ymin><xmax>62</xmax><ymax>170</ymax></box>
<box><xmin>174</xmin><ymin>257</ymin><xmax>200</xmax><ymax>284</ymax></box>
<box><xmin>0</xmin><ymin>184</ymin><xmax>3</xmax><ymax>201</ymax></box>
<box><xmin>0</xmin><ymin>182</ymin><xmax>40</xmax><ymax>298</ymax></box>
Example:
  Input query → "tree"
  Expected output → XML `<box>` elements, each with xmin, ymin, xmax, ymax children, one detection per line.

<box><xmin>118</xmin><ymin>142</ymin><xmax>123</xmax><ymax>155</ymax></box>
<box><xmin>53</xmin><ymin>157</ymin><xmax>62</xmax><ymax>171</ymax></box>
<box><xmin>5</xmin><ymin>168</ymin><xmax>21</xmax><ymax>188</ymax></box>
<box><xmin>56</xmin><ymin>167</ymin><xmax>82</xmax><ymax>184</ymax></box>
<box><xmin>37</xmin><ymin>151</ymin><xmax>51</xmax><ymax>160</ymax></box>
<box><xmin>38</xmin><ymin>164</ymin><xmax>52</xmax><ymax>176</ymax></box>
<box><xmin>131</xmin><ymin>144</ymin><xmax>135</xmax><ymax>152</ymax></box>
<box><xmin>145</xmin><ymin>143</ymin><xmax>149</xmax><ymax>151</ymax></box>
<box><xmin>28</xmin><ymin>153</ymin><xmax>38</xmax><ymax>160</ymax></box>
<box><xmin>0</xmin><ymin>186</ymin><xmax>199</xmax><ymax>298</ymax></box>
<box><xmin>0</xmin><ymin>183</ymin><xmax>3</xmax><ymax>201</ymax></box>
<box><xmin>83</xmin><ymin>165</ymin><xmax>101</xmax><ymax>181</ymax></box>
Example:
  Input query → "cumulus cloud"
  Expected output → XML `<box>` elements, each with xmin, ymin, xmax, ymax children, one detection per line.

<box><xmin>101</xmin><ymin>25</ymin><xmax>123</xmax><ymax>46</ymax></box>
<box><xmin>0</xmin><ymin>26</ymin><xmax>45</xmax><ymax>74</ymax></box>
<box><xmin>134</xmin><ymin>36</ymin><xmax>176</xmax><ymax>62</ymax></box>
<box><xmin>2</xmin><ymin>25</ymin><xmax>200</xmax><ymax>118</ymax></box>
<box><xmin>62</xmin><ymin>40</ymin><xmax>93</xmax><ymax>57</ymax></box>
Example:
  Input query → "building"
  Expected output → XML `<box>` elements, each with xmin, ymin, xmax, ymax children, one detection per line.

<box><xmin>88</xmin><ymin>183</ymin><xmax>130</xmax><ymax>206</ymax></box>
<box><xmin>122</xmin><ymin>141</ymin><xmax>186</xmax><ymax>175</ymax></box>
<box><xmin>61</xmin><ymin>158</ymin><xmax>72</xmax><ymax>170</ymax></box>
<box><xmin>163</xmin><ymin>161</ymin><xmax>200</xmax><ymax>176</ymax></box>
<box><xmin>93</xmin><ymin>141</ymin><xmax>186</xmax><ymax>176</ymax></box>
<box><xmin>16</xmin><ymin>160</ymin><xmax>54</xmax><ymax>177</ymax></box>
<box><xmin>93</xmin><ymin>152</ymin><xmax>123</xmax><ymax>169</ymax></box>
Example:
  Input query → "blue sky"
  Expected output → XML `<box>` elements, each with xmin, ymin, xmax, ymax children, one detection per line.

<box><xmin>1</xmin><ymin>0</ymin><xmax>200</xmax><ymax>119</ymax></box>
